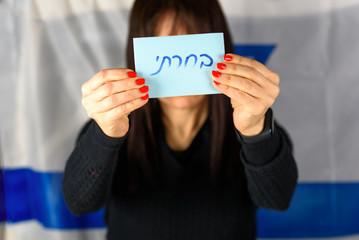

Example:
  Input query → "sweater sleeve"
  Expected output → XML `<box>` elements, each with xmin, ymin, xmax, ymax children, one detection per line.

<box><xmin>62</xmin><ymin>120</ymin><xmax>127</xmax><ymax>216</ymax></box>
<box><xmin>237</xmin><ymin>122</ymin><xmax>298</xmax><ymax>211</ymax></box>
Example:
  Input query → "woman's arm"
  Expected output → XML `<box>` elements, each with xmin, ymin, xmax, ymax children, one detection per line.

<box><xmin>237</xmin><ymin>122</ymin><xmax>298</xmax><ymax>211</ymax></box>
<box><xmin>212</xmin><ymin>54</ymin><xmax>297</xmax><ymax>210</ymax></box>
<box><xmin>62</xmin><ymin>120</ymin><xmax>126</xmax><ymax>215</ymax></box>
<box><xmin>63</xmin><ymin>68</ymin><xmax>148</xmax><ymax>215</ymax></box>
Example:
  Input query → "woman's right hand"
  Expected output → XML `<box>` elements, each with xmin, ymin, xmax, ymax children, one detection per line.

<box><xmin>81</xmin><ymin>69</ymin><xmax>149</xmax><ymax>138</ymax></box>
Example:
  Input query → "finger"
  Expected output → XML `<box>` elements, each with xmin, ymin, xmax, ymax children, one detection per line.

<box><xmin>213</xmin><ymin>82</ymin><xmax>265</xmax><ymax>115</ymax></box>
<box><xmin>95</xmin><ymin>95</ymin><xmax>149</xmax><ymax>120</ymax></box>
<box><xmin>91</xmin><ymin>77</ymin><xmax>146</xmax><ymax>102</ymax></box>
<box><xmin>82</xmin><ymin>69</ymin><xmax>136</xmax><ymax>97</ymax></box>
<box><xmin>223</xmin><ymin>54</ymin><xmax>280</xmax><ymax>84</ymax></box>
<box><xmin>212</xmin><ymin>70</ymin><xmax>280</xmax><ymax>101</ymax></box>
<box><xmin>94</xmin><ymin>86</ymin><xmax>149</xmax><ymax>113</ymax></box>
<box><xmin>215</xmin><ymin>61</ymin><xmax>270</xmax><ymax>87</ymax></box>
<box><xmin>211</xmin><ymin>70</ymin><xmax>263</xmax><ymax>99</ymax></box>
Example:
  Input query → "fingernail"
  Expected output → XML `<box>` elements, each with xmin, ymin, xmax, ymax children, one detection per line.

<box><xmin>136</xmin><ymin>78</ymin><xmax>145</xmax><ymax>85</ymax></box>
<box><xmin>212</xmin><ymin>70</ymin><xmax>221</xmax><ymax>77</ymax></box>
<box><xmin>217</xmin><ymin>63</ymin><xmax>226</xmax><ymax>70</ymax></box>
<box><xmin>127</xmin><ymin>71</ymin><xmax>137</xmax><ymax>78</ymax></box>
<box><xmin>139</xmin><ymin>85</ymin><xmax>149</xmax><ymax>93</ymax></box>
<box><xmin>224</xmin><ymin>55</ymin><xmax>232</xmax><ymax>61</ymax></box>
<box><xmin>214</xmin><ymin>80</ymin><xmax>220</xmax><ymax>85</ymax></box>
<box><xmin>141</xmin><ymin>94</ymin><xmax>149</xmax><ymax>100</ymax></box>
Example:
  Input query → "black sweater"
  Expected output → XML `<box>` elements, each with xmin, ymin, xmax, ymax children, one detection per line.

<box><xmin>63</xmin><ymin>119</ymin><xmax>297</xmax><ymax>240</ymax></box>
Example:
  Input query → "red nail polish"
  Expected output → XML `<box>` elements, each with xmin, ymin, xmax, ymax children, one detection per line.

<box><xmin>127</xmin><ymin>71</ymin><xmax>137</xmax><ymax>78</ymax></box>
<box><xmin>136</xmin><ymin>78</ymin><xmax>145</xmax><ymax>85</ymax></box>
<box><xmin>224</xmin><ymin>55</ymin><xmax>232</xmax><ymax>61</ymax></box>
<box><xmin>217</xmin><ymin>63</ymin><xmax>226</xmax><ymax>70</ymax></box>
<box><xmin>214</xmin><ymin>80</ymin><xmax>220</xmax><ymax>85</ymax></box>
<box><xmin>139</xmin><ymin>86</ymin><xmax>149</xmax><ymax>93</ymax></box>
<box><xmin>212</xmin><ymin>70</ymin><xmax>221</xmax><ymax>77</ymax></box>
<box><xmin>141</xmin><ymin>94</ymin><xmax>149</xmax><ymax>100</ymax></box>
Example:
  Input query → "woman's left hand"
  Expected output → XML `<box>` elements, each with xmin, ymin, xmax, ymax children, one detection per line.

<box><xmin>211</xmin><ymin>53</ymin><xmax>280</xmax><ymax>136</ymax></box>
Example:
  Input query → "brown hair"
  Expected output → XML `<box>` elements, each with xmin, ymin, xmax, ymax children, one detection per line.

<box><xmin>125</xmin><ymin>0</ymin><xmax>240</xmax><ymax>189</ymax></box>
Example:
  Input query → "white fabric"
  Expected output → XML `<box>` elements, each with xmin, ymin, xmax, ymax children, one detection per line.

<box><xmin>5</xmin><ymin>221</ymin><xmax>105</xmax><ymax>240</ymax></box>
<box><xmin>2</xmin><ymin>0</ymin><xmax>359</xmax><ymax>239</ymax></box>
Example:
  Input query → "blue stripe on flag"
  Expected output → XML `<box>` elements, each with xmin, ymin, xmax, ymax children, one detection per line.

<box><xmin>2</xmin><ymin>168</ymin><xmax>104</xmax><ymax>229</ymax></box>
<box><xmin>257</xmin><ymin>182</ymin><xmax>359</xmax><ymax>238</ymax></box>
<box><xmin>0</xmin><ymin>168</ymin><xmax>5</xmax><ymax>221</ymax></box>
<box><xmin>2</xmin><ymin>168</ymin><xmax>359</xmax><ymax>238</ymax></box>
<box><xmin>233</xmin><ymin>44</ymin><xmax>276</xmax><ymax>65</ymax></box>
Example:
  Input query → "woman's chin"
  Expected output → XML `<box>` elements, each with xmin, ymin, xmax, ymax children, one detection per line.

<box><xmin>158</xmin><ymin>95</ymin><xmax>208</xmax><ymax>109</ymax></box>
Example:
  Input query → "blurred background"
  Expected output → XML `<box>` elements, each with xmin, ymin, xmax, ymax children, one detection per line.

<box><xmin>1</xmin><ymin>0</ymin><xmax>359</xmax><ymax>239</ymax></box>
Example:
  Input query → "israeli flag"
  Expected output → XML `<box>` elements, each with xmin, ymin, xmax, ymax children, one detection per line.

<box><xmin>1</xmin><ymin>0</ymin><xmax>359</xmax><ymax>239</ymax></box>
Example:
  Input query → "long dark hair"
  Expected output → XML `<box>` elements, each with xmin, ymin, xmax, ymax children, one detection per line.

<box><xmin>125</xmin><ymin>0</ymin><xmax>241</xmax><ymax>189</ymax></box>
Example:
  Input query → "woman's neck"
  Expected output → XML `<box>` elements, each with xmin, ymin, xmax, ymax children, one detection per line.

<box><xmin>160</xmin><ymin>97</ymin><xmax>209</xmax><ymax>151</ymax></box>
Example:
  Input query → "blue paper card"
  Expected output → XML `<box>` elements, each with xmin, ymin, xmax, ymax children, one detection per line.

<box><xmin>133</xmin><ymin>33</ymin><xmax>224</xmax><ymax>98</ymax></box>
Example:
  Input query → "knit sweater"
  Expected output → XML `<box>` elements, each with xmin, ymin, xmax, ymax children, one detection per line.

<box><xmin>62</xmin><ymin>118</ymin><xmax>297</xmax><ymax>240</ymax></box>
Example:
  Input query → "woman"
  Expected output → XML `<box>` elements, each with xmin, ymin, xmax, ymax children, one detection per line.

<box><xmin>63</xmin><ymin>0</ymin><xmax>298</xmax><ymax>239</ymax></box>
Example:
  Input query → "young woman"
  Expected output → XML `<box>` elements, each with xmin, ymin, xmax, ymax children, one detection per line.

<box><xmin>63</xmin><ymin>0</ymin><xmax>298</xmax><ymax>239</ymax></box>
